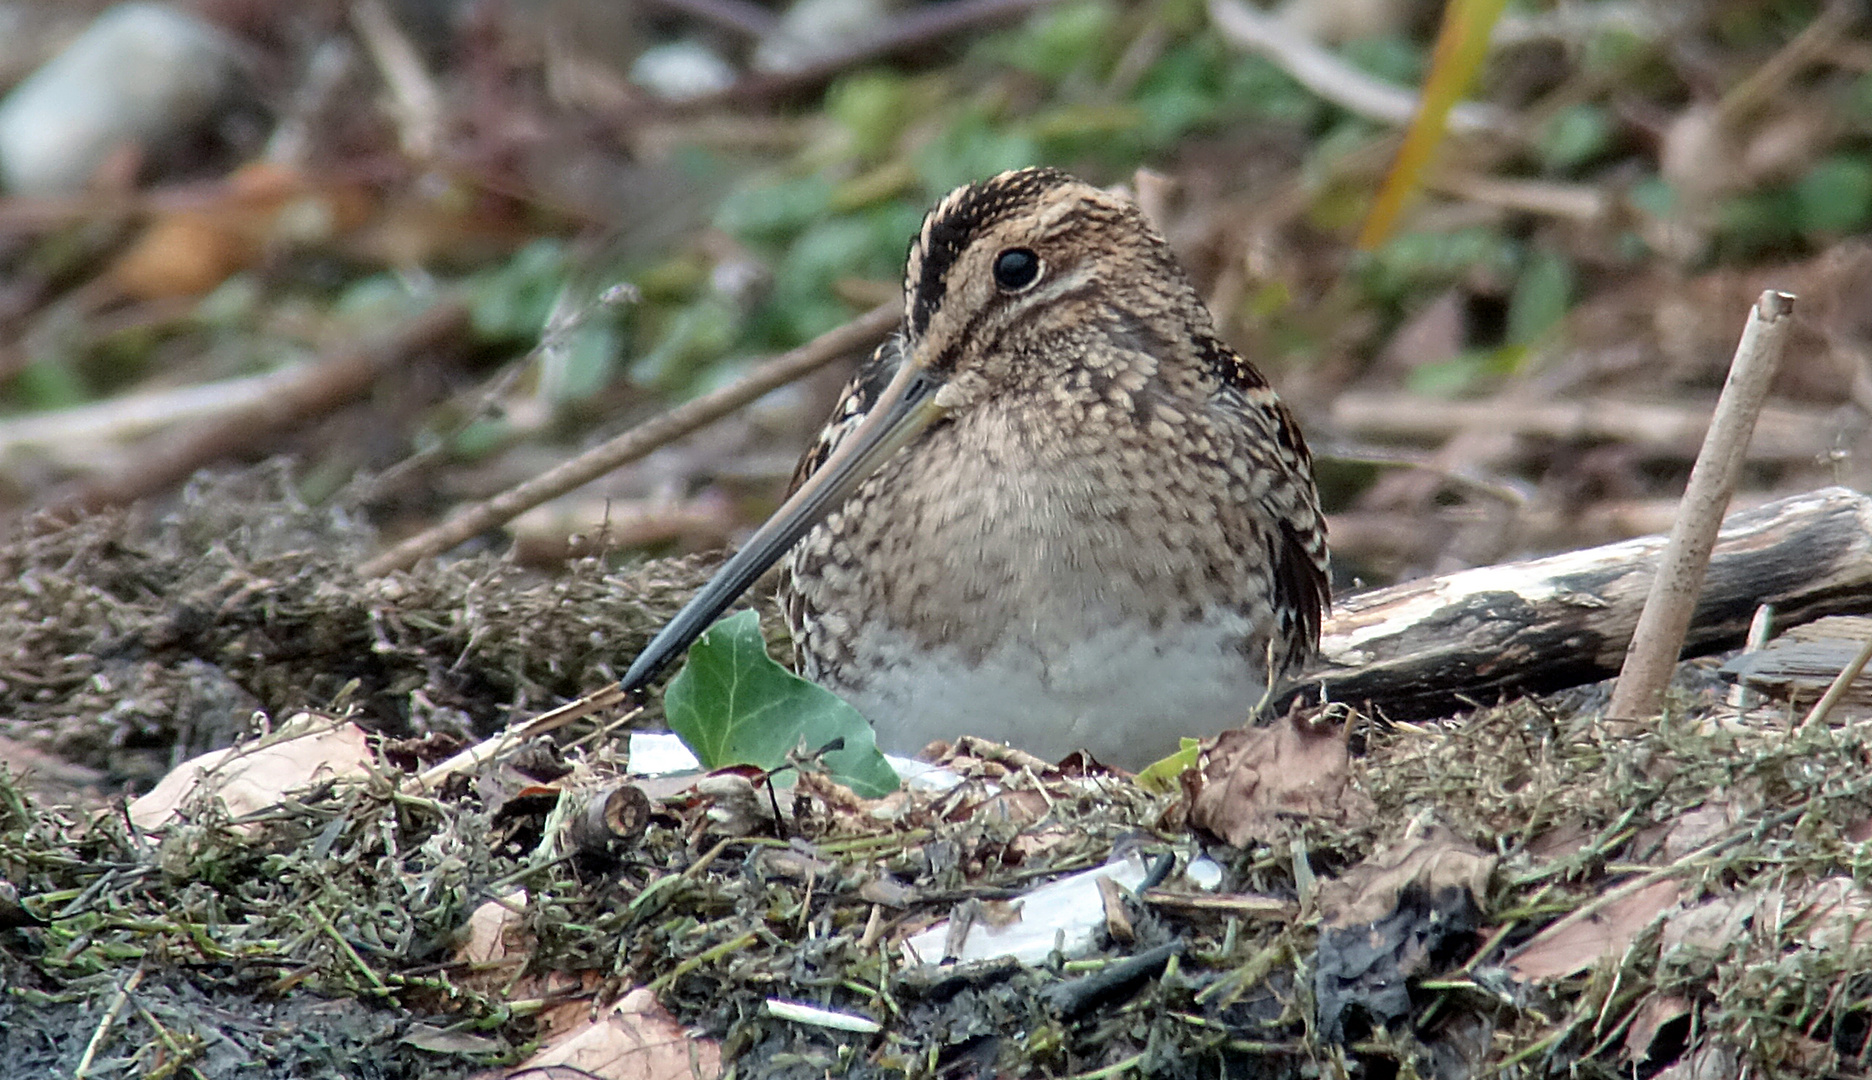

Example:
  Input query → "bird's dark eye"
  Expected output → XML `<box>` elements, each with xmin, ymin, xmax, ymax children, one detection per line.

<box><xmin>992</xmin><ymin>248</ymin><xmax>1041</xmax><ymax>291</ymax></box>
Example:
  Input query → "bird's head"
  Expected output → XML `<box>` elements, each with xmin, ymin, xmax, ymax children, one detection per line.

<box><xmin>619</xmin><ymin>168</ymin><xmax>1205</xmax><ymax>693</ymax></box>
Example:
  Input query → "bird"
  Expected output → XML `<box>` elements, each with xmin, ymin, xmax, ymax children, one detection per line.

<box><xmin>620</xmin><ymin>166</ymin><xmax>1328</xmax><ymax>770</ymax></box>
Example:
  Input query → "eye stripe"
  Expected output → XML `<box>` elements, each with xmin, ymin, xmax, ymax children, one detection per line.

<box><xmin>927</xmin><ymin>275</ymin><xmax>1099</xmax><ymax>375</ymax></box>
<box><xmin>906</xmin><ymin>167</ymin><xmax>1072</xmax><ymax>337</ymax></box>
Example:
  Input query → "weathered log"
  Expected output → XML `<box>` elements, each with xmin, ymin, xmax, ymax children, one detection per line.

<box><xmin>1296</xmin><ymin>486</ymin><xmax>1872</xmax><ymax>721</ymax></box>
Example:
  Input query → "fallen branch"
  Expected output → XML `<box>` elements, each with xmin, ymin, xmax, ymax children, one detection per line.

<box><xmin>0</xmin><ymin>366</ymin><xmax>308</xmax><ymax>459</ymax></box>
<box><xmin>60</xmin><ymin>299</ymin><xmax>470</xmax><ymax>513</ymax></box>
<box><xmin>360</xmin><ymin>300</ymin><xmax>898</xmax><ymax>577</ymax></box>
<box><xmin>1331</xmin><ymin>391</ymin><xmax>1833</xmax><ymax>464</ymax></box>
<box><xmin>1297</xmin><ymin>485</ymin><xmax>1872</xmax><ymax>721</ymax></box>
<box><xmin>693</xmin><ymin>0</ymin><xmax>1066</xmax><ymax>106</ymax></box>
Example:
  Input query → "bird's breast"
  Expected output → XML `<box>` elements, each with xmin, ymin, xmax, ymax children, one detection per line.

<box><xmin>785</xmin><ymin>399</ymin><xmax>1276</xmax><ymax>666</ymax></box>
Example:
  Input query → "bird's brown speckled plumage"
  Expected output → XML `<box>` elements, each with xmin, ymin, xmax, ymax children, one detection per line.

<box><xmin>776</xmin><ymin>167</ymin><xmax>1327</xmax><ymax>767</ymax></box>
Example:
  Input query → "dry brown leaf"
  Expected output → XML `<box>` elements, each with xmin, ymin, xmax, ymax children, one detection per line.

<box><xmin>1660</xmin><ymin>876</ymin><xmax>1872</xmax><ymax>960</ymax></box>
<box><xmin>457</xmin><ymin>891</ymin><xmax>531</xmax><ymax>984</ymax></box>
<box><xmin>1505</xmin><ymin>879</ymin><xmax>1684</xmax><ymax>982</ymax></box>
<box><xmin>128</xmin><ymin>718</ymin><xmax>372</xmax><ymax>833</ymax></box>
<box><xmin>1787</xmin><ymin>876</ymin><xmax>1872</xmax><ymax>948</ymax></box>
<box><xmin>501</xmin><ymin>988</ymin><xmax>722</xmax><ymax>1080</ymax></box>
<box><xmin>1312</xmin><ymin>821</ymin><xmax>1496</xmax><ymax>1043</ymax></box>
<box><xmin>1524</xmin><ymin>821</ymin><xmax>1592</xmax><ymax>864</ymax></box>
<box><xmin>1008</xmin><ymin>824</ymin><xmax>1082</xmax><ymax>863</ymax></box>
<box><xmin>1662</xmin><ymin>802</ymin><xmax>1741</xmax><ymax>861</ymax></box>
<box><xmin>1188</xmin><ymin>710</ymin><xmax>1374</xmax><ymax>847</ymax></box>
<box><xmin>109</xmin><ymin>161</ymin><xmax>373</xmax><ymax>300</ymax></box>
<box><xmin>1316</xmin><ymin>823</ymin><xmax>1497</xmax><ymax>929</ymax></box>
<box><xmin>1661</xmin><ymin>893</ymin><xmax>1758</xmax><ymax>955</ymax></box>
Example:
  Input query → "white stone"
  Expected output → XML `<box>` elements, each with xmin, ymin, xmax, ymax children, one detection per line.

<box><xmin>629</xmin><ymin>41</ymin><xmax>736</xmax><ymax>103</ymax></box>
<box><xmin>0</xmin><ymin>3</ymin><xmax>239</xmax><ymax>194</ymax></box>
<box><xmin>752</xmin><ymin>0</ymin><xmax>887</xmax><ymax>75</ymax></box>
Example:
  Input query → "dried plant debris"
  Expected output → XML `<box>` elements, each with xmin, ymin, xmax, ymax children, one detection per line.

<box><xmin>5</xmin><ymin>476</ymin><xmax>1872</xmax><ymax>1077</ymax></box>
<box><xmin>0</xmin><ymin>467</ymin><xmax>749</xmax><ymax>789</ymax></box>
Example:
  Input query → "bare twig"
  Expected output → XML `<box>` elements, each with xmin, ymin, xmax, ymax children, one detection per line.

<box><xmin>693</xmin><ymin>0</ymin><xmax>1066</xmax><ymax>105</ymax></box>
<box><xmin>0</xmin><ymin>367</ymin><xmax>309</xmax><ymax>459</ymax></box>
<box><xmin>1428</xmin><ymin>172</ymin><xmax>1610</xmax><ymax>223</ymax></box>
<box><xmin>59</xmin><ymin>299</ymin><xmax>470</xmax><ymax>513</ymax></box>
<box><xmin>265</xmin><ymin>37</ymin><xmax>357</xmax><ymax>167</ymax></box>
<box><xmin>1798</xmin><ymin>632</ymin><xmax>1872</xmax><ymax>731</ymax></box>
<box><xmin>409</xmin><ymin>689</ymin><xmax>637</xmax><ymax>793</ymax></box>
<box><xmin>1727</xmin><ymin>604</ymin><xmax>1775</xmax><ymax>710</ymax></box>
<box><xmin>360</xmin><ymin>300</ymin><xmax>898</xmax><ymax>576</ymax></box>
<box><xmin>1607</xmin><ymin>291</ymin><xmax>1798</xmax><ymax>721</ymax></box>
<box><xmin>73</xmin><ymin>961</ymin><xmax>146</xmax><ymax>1079</ymax></box>
<box><xmin>640</xmin><ymin>0</ymin><xmax>780</xmax><ymax>38</ymax></box>
<box><xmin>350</xmin><ymin>0</ymin><xmax>443</xmax><ymax>160</ymax></box>
<box><xmin>1331</xmin><ymin>392</ymin><xmax>1833</xmax><ymax>464</ymax></box>
<box><xmin>1206</xmin><ymin>0</ymin><xmax>1512</xmax><ymax>136</ymax></box>
<box><xmin>1717</xmin><ymin>0</ymin><xmax>1859</xmax><ymax>125</ymax></box>
<box><xmin>1490</xmin><ymin>3</ymin><xmax>1684</xmax><ymax>48</ymax></box>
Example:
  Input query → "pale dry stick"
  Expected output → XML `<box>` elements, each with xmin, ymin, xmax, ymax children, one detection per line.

<box><xmin>1607</xmin><ymin>290</ymin><xmax>1798</xmax><ymax>721</ymax></box>
<box><xmin>1717</xmin><ymin>0</ymin><xmax>1859</xmax><ymax>125</ymax></box>
<box><xmin>1798</xmin><ymin>632</ymin><xmax>1872</xmax><ymax>731</ymax></box>
<box><xmin>694</xmin><ymin>0</ymin><xmax>1065</xmax><ymax>105</ymax></box>
<box><xmin>360</xmin><ymin>300</ymin><xmax>898</xmax><ymax>577</ymax></box>
<box><xmin>0</xmin><ymin>366</ymin><xmax>306</xmax><ymax>457</ymax></box>
<box><xmin>62</xmin><ymin>299</ymin><xmax>471</xmax><ymax>513</ymax></box>
<box><xmin>408</xmin><ymin>687</ymin><xmax>636</xmax><ymax>793</ymax></box>
<box><xmin>1332</xmin><ymin>392</ymin><xmax>1832</xmax><ymax>464</ymax></box>
<box><xmin>1490</xmin><ymin>3</ymin><xmax>1683</xmax><ymax>48</ymax></box>
<box><xmin>72</xmin><ymin>961</ymin><xmax>146</xmax><ymax>1080</ymax></box>
<box><xmin>265</xmin><ymin>38</ymin><xmax>357</xmax><ymax>168</ymax></box>
<box><xmin>1428</xmin><ymin>172</ymin><xmax>1610</xmax><ymax>223</ymax></box>
<box><xmin>1727</xmin><ymin>604</ymin><xmax>1775</xmax><ymax>710</ymax></box>
<box><xmin>1206</xmin><ymin>0</ymin><xmax>1512</xmax><ymax>136</ymax></box>
<box><xmin>350</xmin><ymin>0</ymin><xmax>443</xmax><ymax>160</ymax></box>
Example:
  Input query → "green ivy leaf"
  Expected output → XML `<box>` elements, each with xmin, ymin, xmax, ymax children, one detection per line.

<box><xmin>663</xmin><ymin>611</ymin><xmax>900</xmax><ymax>798</ymax></box>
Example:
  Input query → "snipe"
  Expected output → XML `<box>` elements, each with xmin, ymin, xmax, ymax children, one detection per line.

<box><xmin>621</xmin><ymin>167</ymin><xmax>1328</xmax><ymax>769</ymax></box>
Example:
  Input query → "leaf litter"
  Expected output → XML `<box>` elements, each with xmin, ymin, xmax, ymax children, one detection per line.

<box><xmin>4</xmin><ymin>470</ymin><xmax>1872</xmax><ymax>1077</ymax></box>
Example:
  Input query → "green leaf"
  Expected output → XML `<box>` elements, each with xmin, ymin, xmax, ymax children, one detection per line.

<box><xmin>1506</xmin><ymin>248</ymin><xmax>1572</xmax><ymax>345</ymax></box>
<box><xmin>1536</xmin><ymin>104</ymin><xmax>1612</xmax><ymax>173</ymax></box>
<box><xmin>827</xmin><ymin>71</ymin><xmax>912</xmax><ymax>161</ymax></box>
<box><xmin>1406</xmin><ymin>343</ymin><xmax>1531</xmax><ymax>398</ymax></box>
<box><xmin>542</xmin><ymin>321</ymin><xmax>622</xmax><ymax>405</ymax></box>
<box><xmin>10</xmin><ymin>357</ymin><xmax>88</xmax><ymax>410</ymax></box>
<box><xmin>663</xmin><ymin>611</ymin><xmax>900</xmax><ymax>798</ymax></box>
<box><xmin>467</xmin><ymin>239</ymin><xmax>567</xmax><ymax>342</ymax></box>
<box><xmin>1794</xmin><ymin>155</ymin><xmax>1872</xmax><ymax>235</ymax></box>
<box><xmin>1135</xmin><ymin>738</ymin><xmax>1202</xmax><ymax>794</ymax></box>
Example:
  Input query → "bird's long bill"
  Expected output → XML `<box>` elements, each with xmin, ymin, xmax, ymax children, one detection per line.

<box><xmin>618</xmin><ymin>358</ymin><xmax>946</xmax><ymax>693</ymax></box>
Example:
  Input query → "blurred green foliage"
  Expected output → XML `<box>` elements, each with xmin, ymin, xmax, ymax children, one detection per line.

<box><xmin>4</xmin><ymin>0</ymin><xmax>1867</xmax><ymax>430</ymax></box>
